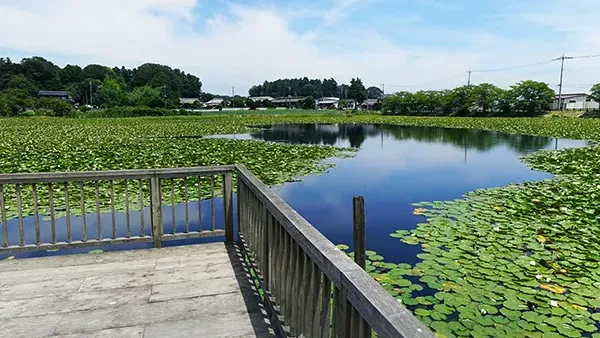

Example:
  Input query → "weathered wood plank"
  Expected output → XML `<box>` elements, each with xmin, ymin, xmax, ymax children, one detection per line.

<box><xmin>353</xmin><ymin>196</ymin><xmax>366</xmax><ymax>270</ymax></box>
<box><xmin>223</xmin><ymin>172</ymin><xmax>233</xmax><ymax>242</ymax></box>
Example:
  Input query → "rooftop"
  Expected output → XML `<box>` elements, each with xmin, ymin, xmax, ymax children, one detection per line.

<box><xmin>38</xmin><ymin>90</ymin><xmax>69</xmax><ymax>97</ymax></box>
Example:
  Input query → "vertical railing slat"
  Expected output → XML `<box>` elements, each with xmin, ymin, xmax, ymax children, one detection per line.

<box><xmin>0</xmin><ymin>185</ymin><xmax>6</xmax><ymax>248</ymax></box>
<box><xmin>79</xmin><ymin>182</ymin><xmax>86</xmax><ymax>242</ymax></box>
<box><xmin>197</xmin><ymin>176</ymin><xmax>202</xmax><ymax>231</ymax></box>
<box><xmin>170</xmin><ymin>178</ymin><xmax>176</xmax><ymax>234</ymax></box>
<box><xmin>95</xmin><ymin>181</ymin><xmax>101</xmax><ymax>240</ymax></box>
<box><xmin>63</xmin><ymin>183</ymin><xmax>71</xmax><ymax>243</ymax></box>
<box><xmin>125</xmin><ymin>180</ymin><xmax>130</xmax><ymax>238</ymax></box>
<box><xmin>138</xmin><ymin>179</ymin><xmax>144</xmax><ymax>237</ymax></box>
<box><xmin>223</xmin><ymin>172</ymin><xmax>233</xmax><ymax>242</ymax></box>
<box><xmin>16</xmin><ymin>184</ymin><xmax>24</xmax><ymax>246</ymax></box>
<box><xmin>211</xmin><ymin>175</ymin><xmax>215</xmax><ymax>231</ymax></box>
<box><xmin>150</xmin><ymin>176</ymin><xmax>163</xmax><ymax>248</ymax></box>
<box><xmin>184</xmin><ymin>178</ymin><xmax>189</xmax><ymax>233</ymax></box>
<box><xmin>110</xmin><ymin>180</ymin><xmax>116</xmax><ymax>239</ymax></box>
<box><xmin>319</xmin><ymin>276</ymin><xmax>333</xmax><ymax>338</ymax></box>
<box><xmin>49</xmin><ymin>182</ymin><xmax>56</xmax><ymax>244</ymax></box>
<box><xmin>32</xmin><ymin>184</ymin><xmax>40</xmax><ymax>245</ymax></box>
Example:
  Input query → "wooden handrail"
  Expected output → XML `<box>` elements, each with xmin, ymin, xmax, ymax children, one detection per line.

<box><xmin>0</xmin><ymin>166</ymin><xmax>234</xmax><ymax>253</ymax></box>
<box><xmin>235</xmin><ymin>164</ymin><xmax>434</xmax><ymax>338</ymax></box>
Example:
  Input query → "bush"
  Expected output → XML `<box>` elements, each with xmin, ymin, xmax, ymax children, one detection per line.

<box><xmin>37</xmin><ymin>98</ymin><xmax>74</xmax><ymax>117</ymax></box>
<box><xmin>84</xmin><ymin>106</ymin><xmax>203</xmax><ymax>118</ymax></box>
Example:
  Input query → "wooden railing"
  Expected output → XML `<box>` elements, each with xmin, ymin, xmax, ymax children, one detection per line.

<box><xmin>0</xmin><ymin>164</ymin><xmax>433</xmax><ymax>337</ymax></box>
<box><xmin>236</xmin><ymin>164</ymin><xmax>434</xmax><ymax>338</ymax></box>
<box><xmin>0</xmin><ymin>166</ymin><xmax>234</xmax><ymax>253</ymax></box>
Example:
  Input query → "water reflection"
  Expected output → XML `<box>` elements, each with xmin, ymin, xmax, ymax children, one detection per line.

<box><xmin>242</xmin><ymin>124</ymin><xmax>587</xmax><ymax>264</ymax></box>
<box><xmin>248</xmin><ymin>124</ymin><xmax>571</xmax><ymax>155</ymax></box>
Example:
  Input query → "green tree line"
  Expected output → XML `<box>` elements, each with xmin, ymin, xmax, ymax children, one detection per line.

<box><xmin>382</xmin><ymin>81</ymin><xmax>558</xmax><ymax>116</ymax></box>
<box><xmin>0</xmin><ymin>56</ymin><xmax>202</xmax><ymax>116</ymax></box>
<box><xmin>248</xmin><ymin>77</ymin><xmax>379</xmax><ymax>102</ymax></box>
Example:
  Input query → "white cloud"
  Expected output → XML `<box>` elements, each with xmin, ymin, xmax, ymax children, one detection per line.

<box><xmin>0</xmin><ymin>0</ymin><xmax>598</xmax><ymax>94</ymax></box>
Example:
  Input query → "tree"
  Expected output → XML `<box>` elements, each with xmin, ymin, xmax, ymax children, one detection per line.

<box><xmin>509</xmin><ymin>80</ymin><xmax>555</xmax><ymax>115</ymax></box>
<box><xmin>447</xmin><ymin>85</ymin><xmax>475</xmax><ymax>116</ymax></box>
<box><xmin>0</xmin><ymin>89</ymin><xmax>34</xmax><ymax>116</ymax></box>
<box><xmin>248</xmin><ymin>85</ymin><xmax>262</xmax><ymax>97</ymax></box>
<box><xmin>37</xmin><ymin>98</ymin><xmax>73</xmax><ymax>117</ymax></box>
<box><xmin>590</xmin><ymin>84</ymin><xmax>600</xmax><ymax>104</ymax></box>
<box><xmin>322</xmin><ymin>78</ymin><xmax>338</xmax><ymax>97</ymax></box>
<box><xmin>6</xmin><ymin>74</ymin><xmax>38</xmax><ymax>95</ymax></box>
<box><xmin>20</xmin><ymin>57</ymin><xmax>62</xmax><ymax>90</ymax></box>
<box><xmin>97</xmin><ymin>78</ymin><xmax>125</xmax><ymax>108</ymax></box>
<box><xmin>367</xmin><ymin>86</ymin><xmax>384</xmax><ymax>99</ymax></box>
<box><xmin>125</xmin><ymin>85</ymin><xmax>163</xmax><ymax>108</ymax></box>
<box><xmin>59</xmin><ymin>65</ymin><xmax>83</xmax><ymax>85</ymax></box>
<box><xmin>347</xmin><ymin>78</ymin><xmax>368</xmax><ymax>104</ymax></box>
<box><xmin>262</xmin><ymin>99</ymin><xmax>274</xmax><ymax>109</ymax></box>
<box><xmin>301</xmin><ymin>96</ymin><xmax>316</xmax><ymax>110</ymax></box>
<box><xmin>82</xmin><ymin>64</ymin><xmax>113</xmax><ymax>82</ymax></box>
<box><xmin>230</xmin><ymin>96</ymin><xmax>245</xmax><ymax>108</ymax></box>
<box><xmin>245</xmin><ymin>98</ymin><xmax>257</xmax><ymax>110</ymax></box>
<box><xmin>200</xmin><ymin>92</ymin><xmax>215</xmax><ymax>102</ymax></box>
<box><xmin>472</xmin><ymin>83</ymin><xmax>504</xmax><ymax>114</ymax></box>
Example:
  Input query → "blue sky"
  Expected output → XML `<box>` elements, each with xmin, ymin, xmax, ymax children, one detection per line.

<box><xmin>0</xmin><ymin>0</ymin><xmax>598</xmax><ymax>94</ymax></box>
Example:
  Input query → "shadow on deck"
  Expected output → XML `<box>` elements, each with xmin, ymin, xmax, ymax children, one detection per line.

<box><xmin>0</xmin><ymin>243</ymin><xmax>276</xmax><ymax>338</ymax></box>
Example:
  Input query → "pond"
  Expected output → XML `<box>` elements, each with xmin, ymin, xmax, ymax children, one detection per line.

<box><xmin>0</xmin><ymin>124</ymin><xmax>587</xmax><ymax>264</ymax></box>
<box><xmin>218</xmin><ymin>124</ymin><xmax>587</xmax><ymax>265</ymax></box>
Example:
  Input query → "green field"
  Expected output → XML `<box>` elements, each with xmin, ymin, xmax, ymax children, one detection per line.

<box><xmin>2</xmin><ymin>113</ymin><xmax>600</xmax><ymax>337</ymax></box>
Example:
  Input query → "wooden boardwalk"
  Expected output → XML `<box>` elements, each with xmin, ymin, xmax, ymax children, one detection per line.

<box><xmin>0</xmin><ymin>243</ymin><xmax>275</xmax><ymax>338</ymax></box>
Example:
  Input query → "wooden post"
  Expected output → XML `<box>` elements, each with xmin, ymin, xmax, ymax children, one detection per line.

<box><xmin>353</xmin><ymin>196</ymin><xmax>366</xmax><ymax>270</ymax></box>
<box><xmin>150</xmin><ymin>176</ymin><xmax>163</xmax><ymax>248</ymax></box>
<box><xmin>223</xmin><ymin>172</ymin><xmax>234</xmax><ymax>243</ymax></box>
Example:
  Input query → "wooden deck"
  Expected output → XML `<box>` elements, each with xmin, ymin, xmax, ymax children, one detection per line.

<box><xmin>0</xmin><ymin>243</ymin><xmax>275</xmax><ymax>338</ymax></box>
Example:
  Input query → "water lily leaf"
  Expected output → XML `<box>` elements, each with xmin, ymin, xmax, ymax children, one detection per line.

<box><xmin>556</xmin><ymin>324</ymin><xmax>581</xmax><ymax>338</ymax></box>
<box><xmin>88</xmin><ymin>249</ymin><xmax>104</xmax><ymax>254</ymax></box>
<box><xmin>4</xmin><ymin>256</ymin><xmax>15</xmax><ymax>260</ymax></box>
<box><xmin>415</xmin><ymin>308</ymin><xmax>431</xmax><ymax>317</ymax></box>
<box><xmin>522</xmin><ymin>311</ymin><xmax>544</xmax><ymax>324</ymax></box>
<box><xmin>433</xmin><ymin>304</ymin><xmax>454</xmax><ymax>315</ymax></box>
<box><xmin>571</xmin><ymin>320</ymin><xmax>597</xmax><ymax>333</ymax></box>
<box><xmin>413</xmin><ymin>208</ymin><xmax>428</xmax><ymax>216</ymax></box>
<box><xmin>540</xmin><ymin>284</ymin><xmax>567</xmax><ymax>294</ymax></box>
<box><xmin>336</xmin><ymin>244</ymin><xmax>349</xmax><ymax>251</ymax></box>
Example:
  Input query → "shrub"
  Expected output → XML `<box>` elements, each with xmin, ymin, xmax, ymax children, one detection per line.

<box><xmin>37</xmin><ymin>98</ymin><xmax>74</xmax><ymax>117</ymax></box>
<box><xmin>84</xmin><ymin>106</ymin><xmax>203</xmax><ymax>118</ymax></box>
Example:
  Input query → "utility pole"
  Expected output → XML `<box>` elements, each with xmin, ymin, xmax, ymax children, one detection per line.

<box><xmin>467</xmin><ymin>70</ymin><xmax>472</xmax><ymax>86</ymax></box>
<box><xmin>232</xmin><ymin>86</ymin><xmax>235</xmax><ymax>108</ymax></box>
<box><xmin>89</xmin><ymin>81</ymin><xmax>92</xmax><ymax>106</ymax></box>
<box><xmin>163</xmin><ymin>85</ymin><xmax>167</xmax><ymax>109</ymax></box>
<box><xmin>557</xmin><ymin>54</ymin><xmax>574</xmax><ymax>111</ymax></box>
<box><xmin>380</xmin><ymin>83</ymin><xmax>385</xmax><ymax>96</ymax></box>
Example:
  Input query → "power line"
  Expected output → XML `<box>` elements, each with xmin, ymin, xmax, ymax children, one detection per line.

<box><xmin>471</xmin><ymin>59</ymin><xmax>558</xmax><ymax>73</ymax></box>
<box><xmin>571</xmin><ymin>54</ymin><xmax>600</xmax><ymax>59</ymax></box>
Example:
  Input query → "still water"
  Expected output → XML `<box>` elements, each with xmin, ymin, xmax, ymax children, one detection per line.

<box><xmin>225</xmin><ymin>124</ymin><xmax>587</xmax><ymax>264</ymax></box>
<box><xmin>0</xmin><ymin>124</ymin><xmax>588</xmax><ymax>263</ymax></box>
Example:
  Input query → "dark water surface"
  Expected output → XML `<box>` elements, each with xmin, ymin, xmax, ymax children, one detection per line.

<box><xmin>0</xmin><ymin>124</ymin><xmax>588</xmax><ymax>263</ymax></box>
<box><xmin>229</xmin><ymin>124</ymin><xmax>588</xmax><ymax>265</ymax></box>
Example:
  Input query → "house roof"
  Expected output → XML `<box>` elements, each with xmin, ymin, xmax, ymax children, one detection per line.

<box><xmin>272</xmin><ymin>97</ymin><xmax>305</xmax><ymax>103</ymax></box>
<box><xmin>555</xmin><ymin>93</ymin><xmax>588</xmax><ymax>99</ymax></box>
<box><xmin>361</xmin><ymin>99</ymin><xmax>379</xmax><ymax>105</ymax></box>
<box><xmin>38</xmin><ymin>90</ymin><xmax>69</xmax><ymax>97</ymax></box>
<box><xmin>205</xmin><ymin>98</ymin><xmax>225</xmax><ymax>105</ymax></box>
<box><xmin>179</xmin><ymin>98</ymin><xmax>200</xmax><ymax>104</ymax></box>
<box><xmin>249</xmin><ymin>96</ymin><xmax>273</xmax><ymax>102</ymax></box>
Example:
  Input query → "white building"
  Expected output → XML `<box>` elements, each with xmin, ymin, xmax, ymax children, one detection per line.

<box><xmin>204</xmin><ymin>98</ymin><xmax>226</xmax><ymax>108</ymax></box>
<box><xmin>248</xmin><ymin>96</ymin><xmax>274</xmax><ymax>102</ymax></box>
<box><xmin>316</xmin><ymin>97</ymin><xmax>339</xmax><ymax>109</ymax></box>
<box><xmin>553</xmin><ymin>93</ymin><xmax>599</xmax><ymax>110</ymax></box>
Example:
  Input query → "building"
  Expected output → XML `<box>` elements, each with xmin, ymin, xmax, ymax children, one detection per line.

<box><xmin>360</xmin><ymin>99</ymin><xmax>380</xmax><ymax>110</ymax></box>
<box><xmin>38</xmin><ymin>90</ymin><xmax>71</xmax><ymax>101</ymax></box>
<box><xmin>271</xmin><ymin>97</ymin><xmax>305</xmax><ymax>108</ymax></box>
<box><xmin>179</xmin><ymin>98</ymin><xmax>201</xmax><ymax>106</ymax></box>
<box><xmin>248</xmin><ymin>96</ymin><xmax>274</xmax><ymax>102</ymax></box>
<box><xmin>552</xmin><ymin>93</ymin><xmax>599</xmax><ymax>110</ymax></box>
<box><xmin>316</xmin><ymin>97</ymin><xmax>339</xmax><ymax>109</ymax></box>
<box><xmin>204</xmin><ymin>98</ymin><xmax>226</xmax><ymax>108</ymax></box>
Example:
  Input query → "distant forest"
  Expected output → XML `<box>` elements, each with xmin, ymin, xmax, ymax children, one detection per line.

<box><xmin>248</xmin><ymin>78</ymin><xmax>385</xmax><ymax>101</ymax></box>
<box><xmin>0</xmin><ymin>56</ymin><xmax>202</xmax><ymax>108</ymax></box>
